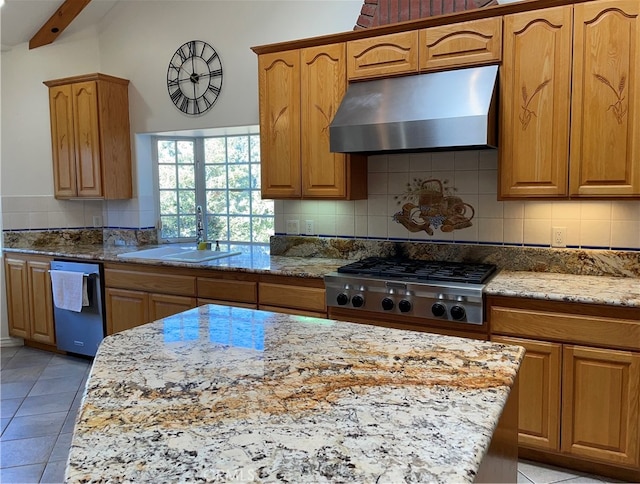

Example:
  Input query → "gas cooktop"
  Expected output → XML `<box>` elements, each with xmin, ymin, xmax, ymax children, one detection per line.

<box><xmin>336</xmin><ymin>257</ymin><xmax>497</xmax><ymax>285</ymax></box>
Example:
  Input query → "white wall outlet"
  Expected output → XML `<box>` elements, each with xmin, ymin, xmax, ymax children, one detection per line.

<box><xmin>304</xmin><ymin>220</ymin><xmax>314</xmax><ymax>235</ymax></box>
<box><xmin>551</xmin><ymin>226</ymin><xmax>567</xmax><ymax>247</ymax></box>
<box><xmin>92</xmin><ymin>215</ymin><xmax>102</xmax><ymax>227</ymax></box>
<box><xmin>286</xmin><ymin>219</ymin><xmax>300</xmax><ymax>235</ymax></box>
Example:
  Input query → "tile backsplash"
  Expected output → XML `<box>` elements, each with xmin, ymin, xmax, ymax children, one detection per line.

<box><xmin>2</xmin><ymin>150</ymin><xmax>639</xmax><ymax>251</ymax></box>
<box><xmin>275</xmin><ymin>151</ymin><xmax>640</xmax><ymax>250</ymax></box>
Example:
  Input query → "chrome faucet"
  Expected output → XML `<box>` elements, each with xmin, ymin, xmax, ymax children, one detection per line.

<box><xmin>196</xmin><ymin>205</ymin><xmax>204</xmax><ymax>246</ymax></box>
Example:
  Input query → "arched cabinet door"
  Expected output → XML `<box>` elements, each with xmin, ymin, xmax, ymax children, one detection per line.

<box><xmin>500</xmin><ymin>6</ymin><xmax>572</xmax><ymax>198</ymax></box>
<box><xmin>258</xmin><ymin>50</ymin><xmax>302</xmax><ymax>199</ymax></box>
<box><xmin>419</xmin><ymin>17</ymin><xmax>502</xmax><ymax>71</ymax></box>
<box><xmin>347</xmin><ymin>31</ymin><xmax>418</xmax><ymax>80</ymax></box>
<box><xmin>570</xmin><ymin>0</ymin><xmax>640</xmax><ymax>197</ymax></box>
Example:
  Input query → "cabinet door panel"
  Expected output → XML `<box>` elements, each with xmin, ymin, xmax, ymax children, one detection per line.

<box><xmin>500</xmin><ymin>6</ymin><xmax>572</xmax><ymax>197</ymax></box>
<box><xmin>105</xmin><ymin>288</ymin><xmax>148</xmax><ymax>335</ymax></box>
<box><xmin>258</xmin><ymin>50</ymin><xmax>301</xmax><ymax>198</ymax></box>
<box><xmin>420</xmin><ymin>17</ymin><xmax>502</xmax><ymax>71</ymax></box>
<box><xmin>4</xmin><ymin>258</ymin><xmax>30</xmax><ymax>339</ymax></box>
<box><xmin>49</xmin><ymin>85</ymin><xmax>77</xmax><ymax>198</ymax></box>
<box><xmin>72</xmin><ymin>81</ymin><xmax>102</xmax><ymax>197</ymax></box>
<box><xmin>347</xmin><ymin>31</ymin><xmax>418</xmax><ymax>80</ymax></box>
<box><xmin>571</xmin><ymin>1</ymin><xmax>640</xmax><ymax>196</ymax></box>
<box><xmin>149</xmin><ymin>294</ymin><xmax>197</xmax><ymax>321</ymax></box>
<box><xmin>301</xmin><ymin>44</ymin><xmax>347</xmax><ymax>198</ymax></box>
<box><xmin>27</xmin><ymin>260</ymin><xmax>55</xmax><ymax>345</ymax></box>
<box><xmin>493</xmin><ymin>336</ymin><xmax>562</xmax><ymax>451</ymax></box>
<box><xmin>562</xmin><ymin>345</ymin><xmax>639</xmax><ymax>466</ymax></box>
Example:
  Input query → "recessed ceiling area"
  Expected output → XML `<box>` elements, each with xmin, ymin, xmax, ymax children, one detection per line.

<box><xmin>0</xmin><ymin>0</ymin><xmax>119</xmax><ymax>51</ymax></box>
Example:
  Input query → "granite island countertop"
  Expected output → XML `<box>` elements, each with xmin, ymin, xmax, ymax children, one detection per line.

<box><xmin>66</xmin><ymin>304</ymin><xmax>524</xmax><ymax>483</ymax></box>
<box><xmin>4</xmin><ymin>243</ymin><xmax>639</xmax><ymax>307</ymax></box>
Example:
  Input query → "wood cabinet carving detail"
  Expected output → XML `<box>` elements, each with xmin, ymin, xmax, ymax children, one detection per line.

<box><xmin>593</xmin><ymin>73</ymin><xmax>628</xmax><ymax>123</ymax></box>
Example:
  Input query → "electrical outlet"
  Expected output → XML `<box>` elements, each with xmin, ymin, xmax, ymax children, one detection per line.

<box><xmin>304</xmin><ymin>220</ymin><xmax>314</xmax><ymax>235</ymax></box>
<box><xmin>551</xmin><ymin>226</ymin><xmax>566</xmax><ymax>247</ymax></box>
<box><xmin>92</xmin><ymin>215</ymin><xmax>102</xmax><ymax>228</ymax></box>
<box><xmin>286</xmin><ymin>220</ymin><xmax>300</xmax><ymax>235</ymax></box>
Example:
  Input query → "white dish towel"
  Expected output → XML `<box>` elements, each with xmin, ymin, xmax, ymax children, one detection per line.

<box><xmin>50</xmin><ymin>270</ymin><xmax>89</xmax><ymax>312</ymax></box>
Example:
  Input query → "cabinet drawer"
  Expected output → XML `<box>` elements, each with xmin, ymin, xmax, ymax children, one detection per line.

<box><xmin>105</xmin><ymin>267</ymin><xmax>196</xmax><ymax>296</ymax></box>
<box><xmin>490</xmin><ymin>305</ymin><xmax>640</xmax><ymax>351</ymax></box>
<box><xmin>259</xmin><ymin>282</ymin><xmax>326</xmax><ymax>313</ymax></box>
<box><xmin>419</xmin><ymin>17</ymin><xmax>502</xmax><ymax>71</ymax></box>
<box><xmin>347</xmin><ymin>31</ymin><xmax>418</xmax><ymax>80</ymax></box>
<box><xmin>197</xmin><ymin>278</ymin><xmax>257</xmax><ymax>304</ymax></box>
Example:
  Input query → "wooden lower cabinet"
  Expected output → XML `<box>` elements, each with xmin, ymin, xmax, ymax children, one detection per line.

<box><xmin>105</xmin><ymin>288</ymin><xmax>148</xmax><ymax>334</ymax></box>
<box><xmin>105</xmin><ymin>264</ymin><xmax>329</xmax><ymax>334</ymax></box>
<box><xmin>562</xmin><ymin>345</ymin><xmax>639</xmax><ymax>467</ymax></box>
<box><xmin>105</xmin><ymin>288</ymin><xmax>197</xmax><ymax>334</ymax></box>
<box><xmin>4</xmin><ymin>254</ymin><xmax>55</xmax><ymax>345</ymax></box>
<box><xmin>492</xmin><ymin>335</ymin><xmax>561</xmax><ymax>451</ymax></box>
<box><xmin>489</xmin><ymin>296</ymin><xmax>640</xmax><ymax>479</ymax></box>
<box><xmin>258</xmin><ymin>277</ymin><xmax>326</xmax><ymax>317</ymax></box>
<box><xmin>149</xmin><ymin>294</ymin><xmax>197</xmax><ymax>322</ymax></box>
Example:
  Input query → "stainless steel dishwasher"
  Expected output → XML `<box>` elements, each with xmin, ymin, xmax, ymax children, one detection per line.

<box><xmin>50</xmin><ymin>260</ymin><xmax>106</xmax><ymax>357</ymax></box>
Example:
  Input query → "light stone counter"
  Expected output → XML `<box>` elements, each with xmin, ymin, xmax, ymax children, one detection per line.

<box><xmin>485</xmin><ymin>271</ymin><xmax>640</xmax><ymax>308</ymax></box>
<box><xmin>66</xmin><ymin>305</ymin><xmax>524</xmax><ymax>483</ymax></box>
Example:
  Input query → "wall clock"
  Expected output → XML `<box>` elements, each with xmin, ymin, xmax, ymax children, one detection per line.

<box><xmin>167</xmin><ymin>40</ymin><xmax>223</xmax><ymax>116</ymax></box>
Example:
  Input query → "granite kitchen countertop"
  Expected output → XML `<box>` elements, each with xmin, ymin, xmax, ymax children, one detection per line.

<box><xmin>2</xmin><ymin>243</ymin><xmax>346</xmax><ymax>279</ymax></box>
<box><xmin>66</xmin><ymin>304</ymin><xmax>524</xmax><ymax>483</ymax></box>
<box><xmin>484</xmin><ymin>270</ymin><xmax>640</xmax><ymax>308</ymax></box>
<box><xmin>4</xmin><ymin>244</ymin><xmax>639</xmax><ymax>307</ymax></box>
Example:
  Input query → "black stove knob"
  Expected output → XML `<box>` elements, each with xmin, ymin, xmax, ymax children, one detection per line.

<box><xmin>381</xmin><ymin>298</ymin><xmax>394</xmax><ymax>311</ymax></box>
<box><xmin>382</xmin><ymin>297</ymin><xmax>395</xmax><ymax>311</ymax></box>
<box><xmin>398</xmin><ymin>300</ymin><xmax>412</xmax><ymax>313</ymax></box>
<box><xmin>336</xmin><ymin>293</ymin><xmax>349</xmax><ymax>306</ymax></box>
<box><xmin>352</xmin><ymin>295</ymin><xmax>365</xmax><ymax>308</ymax></box>
<box><xmin>432</xmin><ymin>303</ymin><xmax>446</xmax><ymax>317</ymax></box>
<box><xmin>451</xmin><ymin>305</ymin><xmax>466</xmax><ymax>321</ymax></box>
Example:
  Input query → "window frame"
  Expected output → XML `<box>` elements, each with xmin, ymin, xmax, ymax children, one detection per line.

<box><xmin>151</xmin><ymin>129</ymin><xmax>271</xmax><ymax>245</ymax></box>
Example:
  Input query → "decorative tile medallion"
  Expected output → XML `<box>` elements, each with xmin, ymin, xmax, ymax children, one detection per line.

<box><xmin>393</xmin><ymin>178</ymin><xmax>475</xmax><ymax>235</ymax></box>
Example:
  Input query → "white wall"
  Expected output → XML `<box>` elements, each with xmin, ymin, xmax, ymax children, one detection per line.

<box><xmin>0</xmin><ymin>0</ymin><xmax>363</xmax><ymax>229</ymax></box>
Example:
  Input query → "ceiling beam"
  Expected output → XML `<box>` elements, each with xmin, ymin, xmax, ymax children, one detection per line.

<box><xmin>29</xmin><ymin>0</ymin><xmax>92</xmax><ymax>50</ymax></box>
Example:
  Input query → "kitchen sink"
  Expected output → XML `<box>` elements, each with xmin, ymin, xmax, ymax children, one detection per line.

<box><xmin>117</xmin><ymin>246</ymin><xmax>241</xmax><ymax>263</ymax></box>
<box><xmin>162</xmin><ymin>250</ymin><xmax>241</xmax><ymax>262</ymax></box>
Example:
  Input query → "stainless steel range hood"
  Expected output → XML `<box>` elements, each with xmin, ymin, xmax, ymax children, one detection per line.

<box><xmin>329</xmin><ymin>65</ymin><xmax>498</xmax><ymax>153</ymax></box>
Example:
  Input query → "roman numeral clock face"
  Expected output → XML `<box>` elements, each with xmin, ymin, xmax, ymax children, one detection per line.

<box><xmin>167</xmin><ymin>40</ymin><xmax>223</xmax><ymax>116</ymax></box>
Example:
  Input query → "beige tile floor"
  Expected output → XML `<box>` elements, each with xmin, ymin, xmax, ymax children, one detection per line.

<box><xmin>0</xmin><ymin>346</ymin><xmax>629</xmax><ymax>483</ymax></box>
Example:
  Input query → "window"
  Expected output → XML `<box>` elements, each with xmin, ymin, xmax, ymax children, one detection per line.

<box><xmin>154</xmin><ymin>131</ymin><xmax>273</xmax><ymax>244</ymax></box>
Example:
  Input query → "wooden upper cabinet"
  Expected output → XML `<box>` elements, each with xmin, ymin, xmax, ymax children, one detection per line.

<box><xmin>302</xmin><ymin>44</ymin><xmax>366</xmax><ymax>199</ymax></box>
<box><xmin>500</xmin><ymin>6</ymin><xmax>573</xmax><ymax>198</ymax></box>
<box><xmin>44</xmin><ymin>73</ymin><xmax>132</xmax><ymax>200</ymax></box>
<box><xmin>347</xmin><ymin>31</ymin><xmax>418</xmax><ymax>80</ymax></box>
<box><xmin>258</xmin><ymin>45</ymin><xmax>366</xmax><ymax>200</ymax></box>
<box><xmin>419</xmin><ymin>17</ymin><xmax>502</xmax><ymax>71</ymax></box>
<box><xmin>562</xmin><ymin>345</ymin><xmax>640</xmax><ymax>467</ymax></box>
<box><xmin>48</xmin><ymin>85</ymin><xmax>77</xmax><ymax>198</ymax></box>
<box><xmin>258</xmin><ymin>50</ymin><xmax>302</xmax><ymax>198</ymax></box>
<box><xmin>72</xmin><ymin>81</ymin><xmax>102</xmax><ymax>197</ymax></box>
<box><xmin>570</xmin><ymin>0</ymin><xmax>640</xmax><ymax>197</ymax></box>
